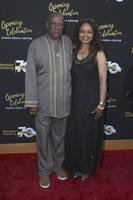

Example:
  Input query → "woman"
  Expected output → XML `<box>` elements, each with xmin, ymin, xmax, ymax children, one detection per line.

<box><xmin>64</xmin><ymin>19</ymin><xmax>107</xmax><ymax>180</ymax></box>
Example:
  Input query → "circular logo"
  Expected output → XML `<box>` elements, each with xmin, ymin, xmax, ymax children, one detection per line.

<box><xmin>107</xmin><ymin>61</ymin><xmax>122</xmax><ymax>74</ymax></box>
<box><xmin>115</xmin><ymin>0</ymin><xmax>124</xmax><ymax>2</ymax></box>
<box><xmin>104</xmin><ymin>125</ymin><xmax>116</xmax><ymax>136</ymax></box>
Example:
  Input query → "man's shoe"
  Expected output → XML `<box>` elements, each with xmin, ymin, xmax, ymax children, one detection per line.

<box><xmin>81</xmin><ymin>174</ymin><xmax>89</xmax><ymax>181</ymax></box>
<box><xmin>56</xmin><ymin>169</ymin><xmax>67</xmax><ymax>180</ymax></box>
<box><xmin>73</xmin><ymin>172</ymin><xmax>80</xmax><ymax>178</ymax></box>
<box><xmin>39</xmin><ymin>176</ymin><xmax>50</xmax><ymax>188</ymax></box>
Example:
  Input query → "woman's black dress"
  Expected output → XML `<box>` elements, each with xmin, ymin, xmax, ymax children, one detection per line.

<box><xmin>64</xmin><ymin>52</ymin><xmax>104</xmax><ymax>176</ymax></box>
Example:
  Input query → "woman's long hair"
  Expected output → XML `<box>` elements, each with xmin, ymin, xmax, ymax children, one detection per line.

<box><xmin>74</xmin><ymin>19</ymin><xmax>103</xmax><ymax>55</ymax></box>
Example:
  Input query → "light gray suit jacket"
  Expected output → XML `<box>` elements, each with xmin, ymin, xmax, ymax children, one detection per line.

<box><xmin>25</xmin><ymin>34</ymin><xmax>73</xmax><ymax>118</ymax></box>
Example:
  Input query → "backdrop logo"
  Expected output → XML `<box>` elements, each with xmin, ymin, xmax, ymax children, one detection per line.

<box><xmin>125</xmin><ymin>112</ymin><xmax>133</xmax><ymax>118</ymax></box>
<box><xmin>104</xmin><ymin>125</ymin><xmax>116</xmax><ymax>136</ymax></box>
<box><xmin>48</xmin><ymin>2</ymin><xmax>79</xmax><ymax>18</ymax></box>
<box><xmin>1</xmin><ymin>20</ymin><xmax>33</xmax><ymax>40</ymax></box>
<box><xmin>106</xmin><ymin>96</ymin><xmax>117</xmax><ymax>108</ymax></box>
<box><xmin>106</xmin><ymin>0</ymin><xmax>126</xmax><ymax>2</ymax></box>
<box><xmin>0</xmin><ymin>60</ymin><xmax>26</xmax><ymax>72</ymax></box>
<box><xmin>2</xmin><ymin>130</ymin><xmax>17</xmax><ymax>136</ymax></box>
<box><xmin>107</xmin><ymin>61</ymin><xmax>122</xmax><ymax>74</ymax></box>
<box><xmin>17</xmin><ymin>127</ymin><xmax>36</xmax><ymax>138</ymax></box>
<box><xmin>115</xmin><ymin>0</ymin><xmax>125</xmax><ymax>2</ymax></box>
<box><xmin>98</xmin><ymin>23</ymin><xmax>122</xmax><ymax>42</ymax></box>
<box><xmin>15</xmin><ymin>60</ymin><xmax>26</xmax><ymax>73</ymax></box>
<box><xmin>0</xmin><ymin>63</ymin><xmax>14</xmax><ymax>71</ymax></box>
<box><xmin>5</xmin><ymin>93</ymin><xmax>25</xmax><ymax>109</ymax></box>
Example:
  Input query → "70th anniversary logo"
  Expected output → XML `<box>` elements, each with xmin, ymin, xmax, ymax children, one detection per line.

<box><xmin>0</xmin><ymin>60</ymin><xmax>27</xmax><ymax>72</ymax></box>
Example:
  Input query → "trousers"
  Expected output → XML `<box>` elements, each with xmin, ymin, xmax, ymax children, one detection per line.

<box><xmin>35</xmin><ymin>114</ymin><xmax>68</xmax><ymax>177</ymax></box>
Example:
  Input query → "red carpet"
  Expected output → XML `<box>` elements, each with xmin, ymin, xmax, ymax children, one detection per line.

<box><xmin>0</xmin><ymin>150</ymin><xmax>133</xmax><ymax>200</ymax></box>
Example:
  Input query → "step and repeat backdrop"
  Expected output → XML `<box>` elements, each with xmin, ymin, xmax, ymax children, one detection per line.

<box><xmin>0</xmin><ymin>0</ymin><xmax>133</xmax><ymax>145</ymax></box>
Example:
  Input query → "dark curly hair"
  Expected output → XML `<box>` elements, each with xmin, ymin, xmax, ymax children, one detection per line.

<box><xmin>74</xmin><ymin>19</ymin><xmax>102</xmax><ymax>55</ymax></box>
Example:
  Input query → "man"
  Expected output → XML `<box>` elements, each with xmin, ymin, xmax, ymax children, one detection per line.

<box><xmin>25</xmin><ymin>12</ymin><xmax>72</xmax><ymax>188</ymax></box>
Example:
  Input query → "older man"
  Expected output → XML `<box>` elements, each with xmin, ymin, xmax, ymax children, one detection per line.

<box><xmin>25</xmin><ymin>13</ymin><xmax>72</xmax><ymax>188</ymax></box>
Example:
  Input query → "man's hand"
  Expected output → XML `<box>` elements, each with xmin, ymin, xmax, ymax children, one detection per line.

<box><xmin>29</xmin><ymin>107</ymin><xmax>38</xmax><ymax>116</ymax></box>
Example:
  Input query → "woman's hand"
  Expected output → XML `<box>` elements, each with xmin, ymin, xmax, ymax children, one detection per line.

<box><xmin>94</xmin><ymin>106</ymin><xmax>104</xmax><ymax>120</ymax></box>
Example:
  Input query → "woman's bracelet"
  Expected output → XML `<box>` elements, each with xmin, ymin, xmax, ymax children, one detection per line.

<box><xmin>97</xmin><ymin>105</ymin><xmax>105</xmax><ymax>110</ymax></box>
<box><xmin>97</xmin><ymin>101</ymin><xmax>105</xmax><ymax>110</ymax></box>
<box><xmin>99</xmin><ymin>101</ymin><xmax>105</xmax><ymax>106</ymax></box>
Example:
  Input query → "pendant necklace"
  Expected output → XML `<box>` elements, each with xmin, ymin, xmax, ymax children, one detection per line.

<box><xmin>46</xmin><ymin>35</ymin><xmax>62</xmax><ymax>58</ymax></box>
